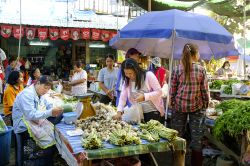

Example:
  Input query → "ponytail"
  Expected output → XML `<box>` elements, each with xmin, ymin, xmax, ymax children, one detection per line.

<box><xmin>181</xmin><ymin>43</ymin><xmax>198</xmax><ymax>82</ymax></box>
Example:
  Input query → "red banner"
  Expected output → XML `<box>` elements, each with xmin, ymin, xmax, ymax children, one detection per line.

<box><xmin>71</xmin><ymin>29</ymin><xmax>80</xmax><ymax>40</ymax></box>
<box><xmin>13</xmin><ymin>26</ymin><xmax>24</xmax><ymax>39</ymax></box>
<box><xmin>101</xmin><ymin>30</ymin><xmax>111</xmax><ymax>42</ymax></box>
<box><xmin>92</xmin><ymin>29</ymin><xmax>101</xmax><ymax>40</ymax></box>
<box><xmin>81</xmin><ymin>28</ymin><xmax>90</xmax><ymax>40</ymax></box>
<box><xmin>60</xmin><ymin>29</ymin><xmax>70</xmax><ymax>40</ymax></box>
<box><xmin>1</xmin><ymin>25</ymin><xmax>12</xmax><ymax>38</ymax></box>
<box><xmin>38</xmin><ymin>28</ymin><xmax>48</xmax><ymax>41</ymax></box>
<box><xmin>26</xmin><ymin>27</ymin><xmax>36</xmax><ymax>40</ymax></box>
<box><xmin>49</xmin><ymin>28</ymin><xmax>59</xmax><ymax>40</ymax></box>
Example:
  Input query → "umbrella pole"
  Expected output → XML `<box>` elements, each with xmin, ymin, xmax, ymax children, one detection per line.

<box><xmin>243</xmin><ymin>0</ymin><xmax>246</xmax><ymax>78</ymax></box>
<box><xmin>165</xmin><ymin>30</ymin><xmax>176</xmax><ymax>126</ymax></box>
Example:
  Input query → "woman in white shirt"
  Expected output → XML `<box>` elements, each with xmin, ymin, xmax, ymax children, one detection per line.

<box><xmin>69</xmin><ymin>61</ymin><xmax>87</xmax><ymax>96</ymax></box>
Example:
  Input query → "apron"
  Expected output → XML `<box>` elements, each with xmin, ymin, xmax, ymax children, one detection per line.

<box><xmin>23</xmin><ymin>98</ymin><xmax>55</xmax><ymax>149</ymax></box>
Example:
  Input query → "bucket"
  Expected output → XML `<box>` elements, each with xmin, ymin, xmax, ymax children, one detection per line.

<box><xmin>0</xmin><ymin>126</ymin><xmax>13</xmax><ymax>166</ymax></box>
<box><xmin>216</xmin><ymin>155</ymin><xmax>234</xmax><ymax>166</ymax></box>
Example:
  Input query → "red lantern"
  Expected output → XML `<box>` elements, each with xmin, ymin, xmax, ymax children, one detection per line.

<box><xmin>38</xmin><ymin>28</ymin><xmax>48</xmax><ymax>41</ymax></box>
<box><xmin>1</xmin><ymin>25</ymin><xmax>12</xmax><ymax>38</ymax></box>
<box><xmin>92</xmin><ymin>29</ymin><xmax>101</xmax><ymax>40</ymax></box>
<box><xmin>71</xmin><ymin>29</ymin><xmax>80</xmax><ymax>40</ymax></box>
<box><xmin>13</xmin><ymin>26</ymin><xmax>24</xmax><ymax>39</ymax></box>
<box><xmin>81</xmin><ymin>28</ymin><xmax>90</xmax><ymax>40</ymax></box>
<box><xmin>60</xmin><ymin>29</ymin><xmax>70</xmax><ymax>40</ymax></box>
<box><xmin>26</xmin><ymin>27</ymin><xmax>36</xmax><ymax>40</ymax></box>
<box><xmin>49</xmin><ymin>28</ymin><xmax>59</xmax><ymax>40</ymax></box>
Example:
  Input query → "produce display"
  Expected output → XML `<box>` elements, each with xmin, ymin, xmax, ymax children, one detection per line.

<box><xmin>213</xmin><ymin>100</ymin><xmax>250</xmax><ymax>140</ymax></box>
<box><xmin>81</xmin><ymin>130</ymin><xmax>103</xmax><ymax>149</ymax></box>
<box><xmin>138</xmin><ymin>120</ymin><xmax>178</xmax><ymax>142</ymax></box>
<box><xmin>109</xmin><ymin>127</ymin><xmax>141</xmax><ymax>146</ymax></box>
<box><xmin>209</xmin><ymin>80</ymin><xmax>223</xmax><ymax>90</ymax></box>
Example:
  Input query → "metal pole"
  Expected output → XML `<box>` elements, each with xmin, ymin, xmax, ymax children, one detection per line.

<box><xmin>243</xmin><ymin>0</ymin><xmax>246</xmax><ymax>78</ymax></box>
<box><xmin>116</xmin><ymin>0</ymin><xmax>119</xmax><ymax>31</ymax></box>
<box><xmin>165</xmin><ymin>30</ymin><xmax>175</xmax><ymax>126</ymax></box>
<box><xmin>17</xmin><ymin>0</ymin><xmax>22</xmax><ymax>60</ymax></box>
<box><xmin>67</xmin><ymin>0</ymin><xmax>69</xmax><ymax>27</ymax></box>
<box><xmin>148</xmin><ymin>0</ymin><xmax>151</xmax><ymax>12</ymax></box>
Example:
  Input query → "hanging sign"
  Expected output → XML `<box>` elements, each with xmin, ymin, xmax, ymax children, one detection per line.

<box><xmin>38</xmin><ymin>28</ymin><xmax>48</xmax><ymax>41</ymax></box>
<box><xmin>60</xmin><ymin>29</ymin><xmax>70</xmax><ymax>40</ymax></box>
<box><xmin>101</xmin><ymin>30</ymin><xmax>111</xmax><ymax>42</ymax></box>
<box><xmin>81</xmin><ymin>28</ymin><xmax>90</xmax><ymax>40</ymax></box>
<box><xmin>13</xmin><ymin>26</ymin><xmax>24</xmax><ymax>39</ymax></box>
<box><xmin>49</xmin><ymin>28</ymin><xmax>59</xmax><ymax>40</ymax></box>
<box><xmin>1</xmin><ymin>25</ymin><xmax>12</xmax><ymax>38</ymax></box>
<box><xmin>92</xmin><ymin>29</ymin><xmax>101</xmax><ymax>41</ymax></box>
<box><xmin>71</xmin><ymin>28</ymin><xmax>80</xmax><ymax>40</ymax></box>
<box><xmin>26</xmin><ymin>27</ymin><xmax>36</xmax><ymax>40</ymax></box>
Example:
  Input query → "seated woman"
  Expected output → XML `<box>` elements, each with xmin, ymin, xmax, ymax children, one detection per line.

<box><xmin>12</xmin><ymin>75</ymin><xmax>63</xmax><ymax>166</ymax></box>
<box><xmin>215</xmin><ymin>61</ymin><xmax>233</xmax><ymax>78</ymax></box>
<box><xmin>3</xmin><ymin>71</ymin><xmax>24</xmax><ymax>126</ymax></box>
<box><xmin>113</xmin><ymin>58</ymin><xmax>164</xmax><ymax>122</ymax></box>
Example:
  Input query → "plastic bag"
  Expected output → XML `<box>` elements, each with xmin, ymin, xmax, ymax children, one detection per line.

<box><xmin>122</xmin><ymin>104</ymin><xmax>144</xmax><ymax>124</ymax></box>
<box><xmin>55</xmin><ymin>83</ymin><xmax>63</xmax><ymax>93</ymax></box>
<box><xmin>0</xmin><ymin>115</ymin><xmax>8</xmax><ymax>133</ymax></box>
<box><xmin>162</xmin><ymin>83</ymin><xmax>169</xmax><ymax>98</ymax></box>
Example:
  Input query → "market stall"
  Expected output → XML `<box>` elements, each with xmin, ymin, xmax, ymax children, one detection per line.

<box><xmin>54</xmin><ymin>103</ymin><xmax>186</xmax><ymax>166</ymax></box>
<box><xmin>205</xmin><ymin>99</ymin><xmax>250</xmax><ymax>165</ymax></box>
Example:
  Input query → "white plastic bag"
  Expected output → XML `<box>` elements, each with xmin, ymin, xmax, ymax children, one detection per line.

<box><xmin>55</xmin><ymin>83</ymin><xmax>63</xmax><ymax>93</ymax></box>
<box><xmin>122</xmin><ymin>104</ymin><xmax>144</xmax><ymax>123</ymax></box>
<box><xmin>162</xmin><ymin>83</ymin><xmax>169</xmax><ymax>98</ymax></box>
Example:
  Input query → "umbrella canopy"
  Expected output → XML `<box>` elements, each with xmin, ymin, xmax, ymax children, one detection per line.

<box><xmin>110</xmin><ymin>9</ymin><xmax>238</xmax><ymax>60</ymax></box>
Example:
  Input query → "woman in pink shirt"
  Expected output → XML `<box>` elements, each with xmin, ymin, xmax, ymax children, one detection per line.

<box><xmin>113</xmin><ymin>58</ymin><xmax>164</xmax><ymax>122</ymax></box>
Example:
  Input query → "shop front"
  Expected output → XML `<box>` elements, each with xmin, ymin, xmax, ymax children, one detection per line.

<box><xmin>0</xmin><ymin>24</ymin><xmax>117</xmax><ymax>79</ymax></box>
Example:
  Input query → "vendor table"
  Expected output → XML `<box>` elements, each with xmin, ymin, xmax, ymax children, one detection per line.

<box><xmin>55</xmin><ymin>123</ymin><xmax>186</xmax><ymax>166</ymax></box>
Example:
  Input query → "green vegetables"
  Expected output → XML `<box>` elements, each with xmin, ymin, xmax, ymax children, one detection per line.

<box><xmin>63</xmin><ymin>97</ymin><xmax>78</xmax><ymax>103</ymax></box>
<box><xmin>223</xmin><ymin>85</ymin><xmax>232</xmax><ymax>95</ymax></box>
<box><xmin>81</xmin><ymin>130</ymin><xmax>103</xmax><ymax>149</ymax></box>
<box><xmin>209</xmin><ymin>80</ymin><xmax>223</xmax><ymax>90</ymax></box>
<box><xmin>139</xmin><ymin>120</ymin><xmax>178</xmax><ymax>142</ymax></box>
<box><xmin>213</xmin><ymin>100</ymin><xmax>250</xmax><ymax>140</ymax></box>
<box><xmin>109</xmin><ymin>127</ymin><xmax>141</xmax><ymax>146</ymax></box>
<box><xmin>215</xmin><ymin>99</ymin><xmax>245</xmax><ymax>112</ymax></box>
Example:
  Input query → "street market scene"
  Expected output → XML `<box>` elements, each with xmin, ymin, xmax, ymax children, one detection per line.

<box><xmin>0</xmin><ymin>0</ymin><xmax>250</xmax><ymax>166</ymax></box>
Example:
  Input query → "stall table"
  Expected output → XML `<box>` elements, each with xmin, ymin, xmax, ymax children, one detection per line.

<box><xmin>55</xmin><ymin>123</ymin><xmax>186</xmax><ymax>166</ymax></box>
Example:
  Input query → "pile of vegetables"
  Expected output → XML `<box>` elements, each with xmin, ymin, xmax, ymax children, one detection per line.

<box><xmin>109</xmin><ymin>127</ymin><xmax>141</xmax><ymax>146</ymax></box>
<box><xmin>222</xmin><ymin>80</ymin><xmax>241</xmax><ymax>95</ymax></box>
<box><xmin>81</xmin><ymin>130</ymin><xmax>103</xmax><ymax>149</ymax></box>
<box><xmin>213</xmin><ymin>100</ymin><xmax>250</xmax><ymax>141</ymax></box>
<box><xmin>138</xmin><ymin>120</ymin><xmax>178</xmax><ymax>142</ymax></box>
<box><xmin>215</xmin><ymin>99</ymin><xmax>244</xmax><ymax>112</ymax></box>
<box><xmin>209</xmin><ymin>80</ymin><xmax>223</xmax><ymax>90</ymax></box>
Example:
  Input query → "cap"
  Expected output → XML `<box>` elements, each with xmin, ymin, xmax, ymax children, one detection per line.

<box><xmin>151</xmin><ymin>57</ymin><xmax>161</xmax><ymax>68</ymax></box>
<box><xmin>125</xmin><ymin>48</ymin><xmax>141</xmax><ymax>58</ymax></box>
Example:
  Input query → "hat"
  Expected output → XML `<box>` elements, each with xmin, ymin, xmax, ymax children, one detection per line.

<box><xmin>151</xmin><ymin>57</ymin><xmax>161</xmax><ymax>67</ymax></box>
<box><xmin>126</xmin><ymin>48</ymin><xmax>141</xmax><ymax>58</ymax></box>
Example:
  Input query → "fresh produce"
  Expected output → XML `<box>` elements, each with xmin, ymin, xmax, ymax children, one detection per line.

<box><xmin>0</xmin><ymin>116</ymin><xmax>7</xmax><ymax>133</ymax></box>
<box><xmin>223</xmin><ymin>85</ymin><xmax>233</xmax><ymax>95</ymax></box>
<box><xmin>215</xmin><ymin>99</ymin><xmax>245</xmax><ymax>112</ymax></box>
<box><xmin>81</xmin><ymin>130</ymin><xmax>103</xmax><ymax>149</ymax></box>
<box><xmin>109</xmin><ymin>127</ymin><xmax>141</xmax><ymax>146</ymax></box>
<box><xmin>213</xmin><ymin>100</ymin><xmax>250</xmax><ymax>140</ymax></box>
<box><xmin>209</xmin><ymin>80</ymin><xmax>223</xmax><ymax>90</ymax></box>
<box><xmin>62</xmin><ymin>104</ymin><xmax>73</xmax><ymax>112</ymax></box>
<box><xmin>63</xmin><ymin>96</ymin><xmax>78</xmax><ymax>103</ymax></box>
<box><xmin>139</xmin><ymin>120</ymin><xmax>178</xmax><ymax>141</ymax></box>
<box><xmin>76</xmin><ymin>104</ymin><xmax>133</xmax><ymax>143</ymax></box>
<box><xmin>138</xmin><ymin>129</ymin><xmax>160</xmax><ymax>142</ymax></box>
